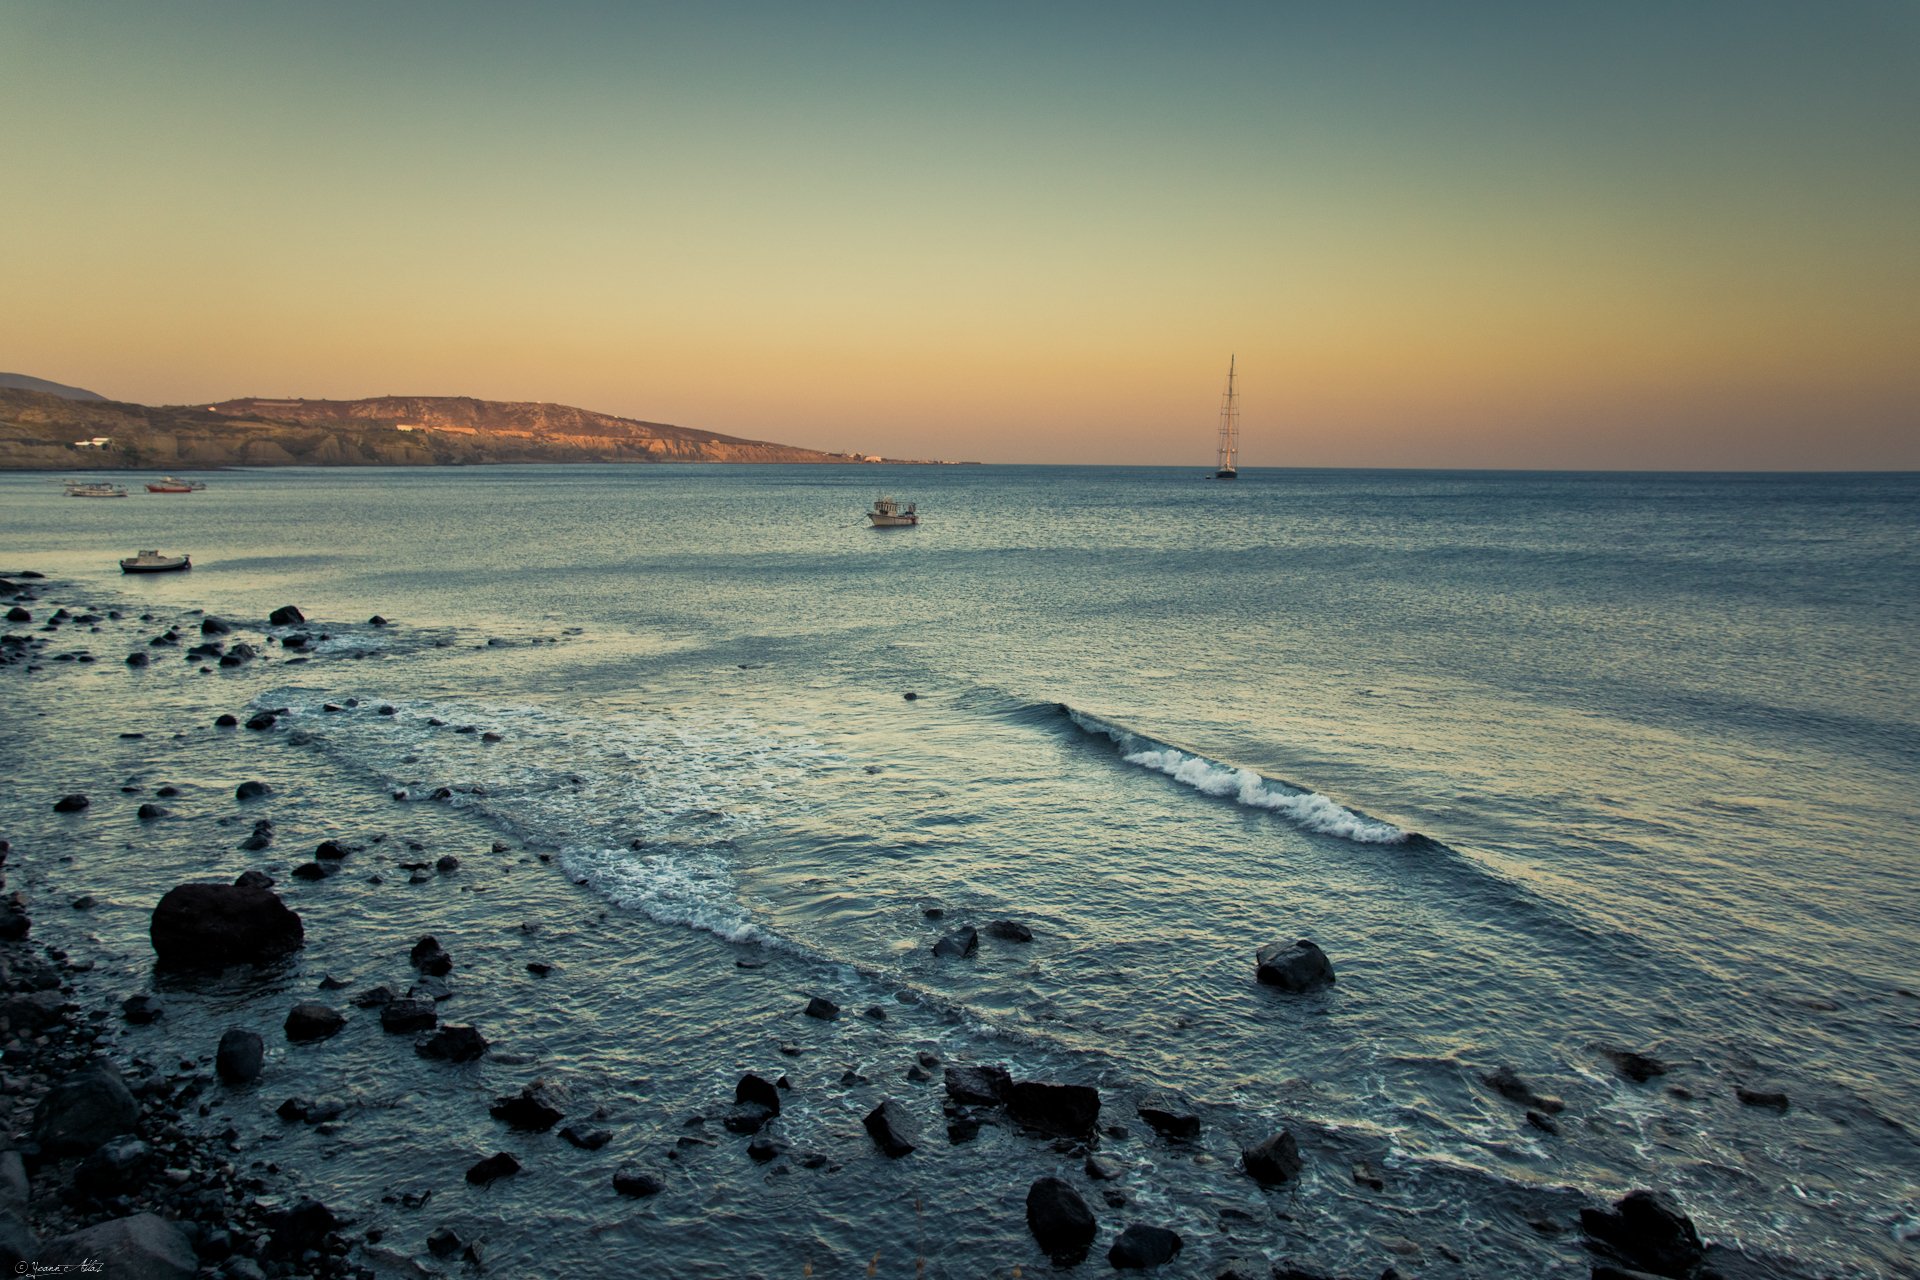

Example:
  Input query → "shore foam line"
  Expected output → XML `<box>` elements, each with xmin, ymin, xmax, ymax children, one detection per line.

<box><xmin>1061</xmin><ymin>706</ymin><xmax>1410</xmax><ymax>844</ymax></box>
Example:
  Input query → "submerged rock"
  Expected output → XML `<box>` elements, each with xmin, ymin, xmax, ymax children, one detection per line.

<box><xmin>380</xmin><ymin>999</ymin><xmax>437</xmax><ymax>1033</ymax></box>
<box><xmin>613</xmin><ymin>1167</ymin><xmax>663</xmax><ymax>1198</ymax></box>
<box><xmin>985</xmin><ymin>919</ymin><xmax>1034</xmax><ymax>942</ymax></box>
<box><xmin>1136</xmin><ymin>1093</ymin><xmax>1200</xmax><ymax>1140</ymax></box>
<box><xmin>491</xmin><ymin>1083</ymin><xmax>565</xmax><ymax>1131</ymax></box>
<box><xmin>284</xmin><ymin>1002</ymin><xmax>345</xmax><ymax>1042</ymax></box>
<box><xmin>416</xmin><ymin>1024</ymin><xmax>489</xmax><ymax>1062</ymax></box>
<box><xmin>235</xmin><ymin>779</ymin><xmax>273</xmax><ymax>801</ymax></box>
<box><xmin>931</xmin><ymin>926</ymin><xmax>979</xmax><ymax>958</ymax></box>
<box><xmin>121</xmin><ymin>993</ymin><xmax>164</xmax><ymax>1024</ymax></box>
<box><xmin>561</xmin><ymin>1124</ymin><xmax>612</xmax><ymax>1151</ymax></box>
<box><xmin>1006</xmin><ymin>1080</ymin><xmax>1100</xmax><ymax>1139</ymax></box>
<box><xmin>150</xmin><ymin>882</ymin><xmax>304</xmax><ymax>969</ymax></box>
<box><xmin>1579</xmin><ymin>1189</ymin><xmax>1704</xmax><ymax>1278</ymax></box>
<box><xmin>52</xmin><ymin>793</ymin><xmax>89</xmax><ymax>813</ymax></box>
<box><xmin>863</xmin><ymin>1099</ymin><xmax>917</xmax><ymax>1157</ymax></box>
<box><xmin>1735</xmin><ymin>1085</ymin><xmax>1789</xmax><ymax>1111</ymax></box>
<box><xmin>410</xmin><ymin>935</ymin><xmax>453</xmax><ymax>976</ymax></box>
<box><xmin>465</xmin><ymin>1152</ymin><xmax>519</xmax><ymax>1186</ymax></box>
<box><xmin>1481</xmin><ymin>1065</ymin><xmax>1565</xmax><ymax>1114</ymax></box>
<box><xmin>1242</xmin><ymin>1130</ymin><xmax>1303</xmax><ymax>1185</ymax></box>
<box><xmin>1602</xmin><ymin>1049</ymin><xmax>1669</xmax><ymax>1083</ymax></box>
<box><xmin>1255</xmin><ymin>938</ymin><xmax>1335</xmax><ymax>991</ymax></box>
<box><xmin>1109</xmin><ymin>1223</ymin><xmax>1183</xmax><ymax>1269</ymax></box>
<box><xmin>803</xmin><ymin>996</ymin><xmax>840</xmax><ymax>1021</ymax></box>
<box><xmin>1025</xmin><ymin>1176</ymin><xmax>1096</xmax><ymax>1264</ymax></box>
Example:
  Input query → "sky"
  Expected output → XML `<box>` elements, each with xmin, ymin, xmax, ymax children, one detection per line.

<box><xmin>2</xmin><ymin>1</ymin><xmax>1916</xmax><ymax>468</ymax></box>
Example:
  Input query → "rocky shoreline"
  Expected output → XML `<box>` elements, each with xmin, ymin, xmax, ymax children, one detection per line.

<box><xmin>0</xmin><ymin>567</ymin><xmax>1804</xmax><ymax>1278</ymax></box>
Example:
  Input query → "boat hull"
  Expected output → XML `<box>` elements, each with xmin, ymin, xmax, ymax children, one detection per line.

<box><xmin>146</xmin><ymin>484</ymin><xmax>196</xmax><ymax>493</ymax></box>
<box><xmin>1215</xmin><ymin>469</ymin><xmax>1237</xmax><ymax>479</ymax></box>
<box><xmin>867</xmin><ymin>516</ymin><xmax>918</xmax><ymax>527</ymax></box>
<box><xmin>120</xmin><ymin>557</ymin><xmax>191</xmax><ymax>574</ymax></box>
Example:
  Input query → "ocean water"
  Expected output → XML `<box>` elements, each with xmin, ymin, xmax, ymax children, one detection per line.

<box><xmin>2</xmin><ymin>463</ymin><xmax>1916</xmax><ymax>1277</ymax></box>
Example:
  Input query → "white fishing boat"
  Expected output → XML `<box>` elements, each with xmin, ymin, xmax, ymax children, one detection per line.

<box><xmin>866</xmin><ymin>496</ymin><xmax>919</xmax><ymax>527</ymax></box>
<box><xmin>1212</xmin><ymin>355</ymin><xmax>1239</xmax><ymax>479</ymax></box>
<box><xmin>119</xmin><ymin>549</ymin><xmax>191</xmax><ymax>574</ymax></box>
<box><xmin>65</xmin><ymin>480</ymin><xmax>129</xmax><ymax>498</ymax></box>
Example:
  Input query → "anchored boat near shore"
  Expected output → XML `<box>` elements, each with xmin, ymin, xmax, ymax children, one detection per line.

<box><xmin>65</xmin><ymin>480</ymin><xmax>129</xmax><ymax>498</ymax></box>
<box><xmin>145</xmin><ymin>476</ymin><xmax>206</xmax><ymax>493</ymax></box>
<box><xmin>866</xmin><ymin>496</ymin><xmax>919</xmax><ymax>527</ymax></box>
<box><xmin>119</xmin><ymin>549</ymin><xmax>191</xmax><ymax>574</ymax></box>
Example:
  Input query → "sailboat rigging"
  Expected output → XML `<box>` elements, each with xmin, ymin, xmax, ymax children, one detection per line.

<box><xmin>1213</xmin><ymin>356</ymin><xmax>1239</xmax><ymax>479</ymax></box>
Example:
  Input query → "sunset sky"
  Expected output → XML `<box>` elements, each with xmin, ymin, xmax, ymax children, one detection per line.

<box><xmin>3</xmin><ymin>1</ymin><xmax>1915</xmax><ymax>467</ymax></box>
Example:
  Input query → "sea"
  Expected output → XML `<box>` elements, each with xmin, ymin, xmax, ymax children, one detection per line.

<box><xmin>1</xmin><ymin>464</ymin><xmax>1916</xmax><ymax>1278</ymax></box>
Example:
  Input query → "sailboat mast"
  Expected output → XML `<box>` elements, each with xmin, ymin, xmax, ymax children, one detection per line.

<box><xmin>1215</xmin><ymin>355</ymin><xmax>1239</xmax><ymax>478</ymax></box>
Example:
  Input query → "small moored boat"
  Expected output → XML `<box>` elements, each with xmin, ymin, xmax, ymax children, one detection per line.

<box><xmin>866</xmin><ymin>496</ymin><xmax>919</xmax><ymax>528</ymax></box>
<box><xmin>119</xmin><ymin>550</ymin><xmax>192</xmax><ymax>574</ymax></box>
<box><xmin>66</xmin><ymin>480</ymin><xmax>129</xmax><ymax>498</ymax></box>
<box><xmin>145</xmin><ymin>476</ymin><xmax>206</xmax><ymax>493</ymax></box>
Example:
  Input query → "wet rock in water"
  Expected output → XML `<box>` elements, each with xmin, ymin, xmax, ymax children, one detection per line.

<box><xmin>239</xmin><ymin>820</ymin><xmax>275</xmax><ymax>852</ymax></box>
<box><xmin>235</xmin><ymin>779</ymin><xmax>273</xmax><ymax>801</ymax></box>
<box><xmin>862</xmin><ymin>1005</ymin><xmax>888</xmax><ymax>1021</ymax></box>
<box><xmin>268</xmin><ymin>605</ymin><xmax>305</xmax><ymax>626</ymax></box>
<box><xmin>946</xmin><ymin>1116</ymin><xmax>982</xmax><ymax>1144</ymax></box>
<box><xmin>284</xmin><ymin>1002</ymin><xmax>345</xmax><ymax>1042</ymax></box>
<box><xmin>466</xmin><ymin>1152</ymin><xmax>520</xmax><ymax>1186</ymax></box>
<box><xmin>201</xmin><ymin>616</ymin><xmax>231</xmax><ymax>635</ymax></box>
<box><xmin>1735</xmin><ymin>1085</ymin><xmax>1789</xmax><ymax>1111</ymax></box>
<box><xmin>232</xmin><ymin>869</ymin><xmax>274</xmax><ymax>890</ymax></box>
<box><xmin>381</xmin><ymin>998</ymin><xmax>438</xmax><ymax>1033</ymax></box>
<box><xmin>290</xmin><ymin>861</ymin><xmax>330</xmax><ymax>881</ymax></box>
<box><xmin>1481</xmin><ymin>1065</ymin><xmax>1565</xmax><ymax>1114</ymax></box>
<box><xmin>943</xmin><ymin>1066</ymin><xmax>1010</xmax><ymax>1108</ymax></box>
<box><xmin>561</xmin><ymin>1124</ymin><xmax>612</xmax><ymax>1151</ymax></box>
<box><xmin>71</xmin><ymin>894</ymin><xmax>95</xmax><ymax>910</ymax></box>
<box><xmin>931</xmin><ymin>926</ymin><xmax>979</xmax><ymax>959</ymax></box>
<box><xmin>150</xmin><ymin>882</ymin><xmax>304</xmax><ymax>969</ymax></box>
<box><xmin>137</xmin><ymin>802</ymin><xmax>169</xmax><ymax>820</ymax></box>
<box><xmin>1527</xmin><ymin>1109</ymin><xmax>1560</xmax><ymax>1135</ymax></box>
<box><xmin>53</xmin><ymin>793</ymin><xmax>90</xmax><ymax>813</ymax></box>
<box><xmin>804</xmin><ymin>995</ymin><xmax>840</xmax><ymax>1020</ymax></box>
<box><xmin>985</xmin><ymin>919</ymin><xmax>1034</xmax><ymax>942</ymax></box>
<box><xmin>1006</xmin><ymin>1080</ymin><xmax>1101</xmax><ymax>1139</ymax></box>
<box><xmin>1580</xmin><ymin>1189</ymin><xmax>1705</xmax><ymax>1278</ymax></box>
<box><xmin>214</xmin><ymin>713</ymin><xmax>239</xmax><ymax>728</ymax></box>
<box><xmin>725</xmin><ymin>1103</ymin><xmax>775</xmax><ymax>1135</ymax></box>
<box><xmin>527</xmin><ymin>961</ymin><xmax>553</xmax><ymax>976</ymax></box>
<box><xmin>0</xmin><ymin>902</ymin><xmax>29</xmax><ymax>942</ymax></box>
<box><xmin>264</xmin><ymin>1197</ymin><xmax>340</xmax><ymax>1258</ymax></box>
<box><xmin>1136</xmin><ymin>1093</ymin><xmax>1201</xmax><ymax>1140</ymax></box>
<box><xmin>410</xmin><ymin>935</ymin><xmax>454</xmax><ymax>976</ymax></box>
<box><xmin>427</xmin><ymin>1226</ymin><xmax>463</xmax><ymax>1257</ymax></box>
<box><xmin>1084</xmin><ymin>1155</ymin><xmax>1120</xmax><ymax>1181</ymax></box>
<box><xmin>1242</xmin><ymin>1130</ymin><xmax>1303</xmax><ymax>1185</ymax></box>
<box><xmin>1025</xmin><ymin>1176</ymin><xmax>1096</xmax><ymax>1264</ymax></box>
<box><xmin>352</xmin><ymin>984</ymin><xmax>397</xmax><ymax>1008</ymax></box>
<box><xmin>4</xmin><ymin>606</ymin><xmax>29</xmax><ymax>623</ymax></box>
<box><xmin>491</xmin><ymin>1083</ymin><xmax>565</xmax><ymax>1131</ymax></box>
<box><xmin>125</xmin><ymin>651</ymin><xmax>148</xmax><ymax>667</ymax></box>
<box><xmin>417</xmin><ymin>1024</ymin><xmax>489</xmax><ymax>1062</ymax></box>
<box><xmin>436</xmin><ymin>854</ymin><xmax>459</xmax><ymax>874</ymax></box>
<box><xmin>613</xmin><ymin>1167</ymin><xmax>663</xmax><ymax>1197</ymax></box>
<box><xmin>863</xmin><ymin>1099</ymin><xmax>917</xmax><ymax>1157</ymax></box>
<box><xmin>1352</xmin><ymin>1161</ymin><xmax>1385</xmax><ymax>1191</ymax></box>
<box><xmin>121</xmin><ymin>993</ymin><xmax>164</xmax><ymax>1024</ymax></box>
<box><xmin>40</xmin><ymin>1214</ymin><xmax>195</xmax><ymax>1279</ymax></box>
<box><xmin>1603</xmin><ymin>1049</ymin><xmax>1669</xmax><ymax>1083</ymax></box>
<box><xmin>243</xmin><ymin>710</ymin><xmax>277</xmax><ymax>730</ymax></box>
<box><xmin>736</xmin><ymin>1073</ymin><xmax>782</xmax><ymax>1117</ymax></box>
<box><xmin>217</xmin><ymin>1028</ymin><xmax>265</xmax><ymax>1085</ymax></box>
<box><xmin>747</xmin><ymin>1135</ymin><xmax>784</xmax><ymax>1163</ymax></box>
<box><xmin>314</xmin><ymin>839</ymin><xmax>353</xmax><ymax>860</ymax></box>
<box><xmin>368</xmin><ymin>614</ymin><xmax>388</xmax><ymax>626</ymax></box>
<box><xmin>1255</xmin><ymin>938</ymin><xmax>1336</xmax><ymax>991</ymax></box>
<box><xmin>33</xmin><ymin>1063</ymin><xmax>139</xmax><ymax>1155</ymax></box>
<box><xmin>73</xmin><ymin>1136</ymin><xmax>155</xmax><ymax>1197</ymax></box>
<box><xmin>1108</xmin><ymin>1223</ymin><xmax>1182</xmax><ymax>1269</ymax></box>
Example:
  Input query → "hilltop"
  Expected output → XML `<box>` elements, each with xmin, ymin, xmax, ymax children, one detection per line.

<box><xmin>0</xmin><ymin>388</ymin><xmax>915</xmax><ymax>469</ymax></box>
<box><xmin>0</xmin><ymin>372</ymin><xmax>106</xmax><ymax>401</ymax></box>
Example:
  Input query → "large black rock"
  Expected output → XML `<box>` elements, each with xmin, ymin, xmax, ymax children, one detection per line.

<box><xmin>1255</xmin><ymin>938</ymin><xmax>1335</xmax><ymax>991</ymax></box>
<box><xmin>1006</xmin><ymin>1080</ymin><xmax>1100</xmax><ymax>1139</ymax></box>
<box><xmin>931</xmin><ymin>926</ymin><xmax>978</xmax><ymax>958</ymax></box>
<box><xmin>863</xmin><ymin>1099</ymin><xmax>917</xmax><ymax>1157</ymax></box>
<box><xmin>491</xmin><ymin>1083</ymin><xmax>564</xmax><ymax>1131</ymax></box>
<box><xmin>1579</xmin><ymin>1189</ymin><xmax>1705</xmax><ymax>1278</ymax></box>
<box><xmin>1108</xmin><ymin>1223</ymin><xmax>1183</xmax><ymax>1269</ymax></box>
<box><xmin>943</xmin><ymin>1064</ymin><xmax>1012</xmax><ymax>1107</ymax></box>
<box><xmin>268</xmin><ymin>605</ymin><xmax>305</xmax><ymax>626</ymax></box>
<box><xmin>1242</xmin><ymin>1130</ymin><xmax>1303</xmax><ymax>1185</ymax></box>
<box><xmin>216</xmin><ymin>1028</ymin><xmax>265</xmax><ymax>1085</ymax></box>
<box><xmin>735</xmin><ymin>1073</ymin><xmax>782</xmax><ymax>1116</ymax></box>
<box><xmin>150</xmin><ymin>883</ymin><xmax>303</xmax><ymax>969</ymax></box>
<box><xmin>1136</xmin><ymin>1093</ymin><xmax>1200</xmax><ymax>1140</ymax></box>
<box><xmin>1025</xmin><ymin>1176</ymin><xmax>1095</xmax><ymax>1263</ymax></box>
<box><xmin>416</xmin><ymin>1024</ymin><xmax>489</xmax><ymax>1062</ymax></box>
<box><xmin>284</xmin><ymin>1003</ymin><xmax>345</xmax><ymax>1042</ymax></box>
<box><xmin>32</xmin><ymin>1064</ymin><xmax>139</xmax><ymax>1156</ymax></box>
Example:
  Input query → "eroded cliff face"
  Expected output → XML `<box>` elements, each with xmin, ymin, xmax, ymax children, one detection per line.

<box><xmin>0</xmin><ymin>389</ymin><xmax>864</xmax><ymax>468</ymax></box>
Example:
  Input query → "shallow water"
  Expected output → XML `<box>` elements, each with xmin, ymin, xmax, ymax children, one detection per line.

<box><xmin>2</xmin><ymin>464</ymin><xmax>1916</xmax><ymax>1277</ymax></box>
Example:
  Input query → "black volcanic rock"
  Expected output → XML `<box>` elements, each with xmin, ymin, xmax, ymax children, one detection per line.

<box><xmin>1006</xmin><ymin>1080</ymin><xmax>1100</xmax><ymax>1139</ymax></box>
<box><xmin>1255</xmin><ymin>938</ymin><xmax>1335</xmax><ymax>991</ymax></box>
<box><xmin>735</xmin><ymin>1073</ymin><xmax>782</xmax><ymax>1116</ymax></box>
<box><xmin>235</xmin><ymin>779</ymin><xmax>272</xmax><ymax>801</ymax></box>
<box><xmin>1025</xmin><ymin>1176</ymin><xmax>1096</xmax><ymax>1263</ymax></box>
<box><xmin>931</xmin><ymin>926</ymin><xmax>978</xmax><ymax>958</ymax></box>
<box><xmin>1580</xmin><ymin>1189</ymin><xmax>1705</xmax><ymax>1278</ymax></box>
<box><xmin>284</xmin><ymin>1002</ymin><xmax>345</xmax><ymax>1042</ymax></box>
<box><xmin>410</xmin><ymin>935</ymin><xmax>453</xmax><ymax>976</ymax></box>
<box><xmin>465</xmin><ymin>1152</ymin><xmax>519</xmax><ymax>1186</ymax></box>
<box><xmin>491</xmin><ymin>1083</ymin><xmax>565</xmax><ymax>1131</ymax></box>
<box><xmin>53</xmin><ymin>793</ymin><xmax>89</xmax><ymax>813</ymax></box>
<box><xmin>803</xmin><ymin>996</ymin><xmax>839</xmax><ymax>1020</ymax></box>
<box><xmin>268</xmin><ymin>605</ymin><xmax>305</xmax><ymax>626</ymax></box>
<box><xmin>1242</xmin><ymin>1130</ymin><xmax>1303</xmax><ymax>1185</ymax></box>
<box><xmin>863</xmin><ymin>1099</ymin><xmax>917</xmax><ymax>1157</ymax></box>
<box><xmin>150</xmin><ymin>882</ymin><xmax>303</xmax><ymax>968</ymax></box>
<box><xmin>217</xmin><ymin>1028</ymin><xmax>265</xmax><ymax>1084</ymax></box>
<box><xmin>613</xmin><ymin>1167</ymin><xmax>663</xmax><ymax>1198</ymax></box>
<box><xmin>1481</xmin><ymin>1065</ymin><xmax>1564</xmax><ymax>1114</ymax></box>
<box><xmin>985</xmin><ymin>919</ymin><xmax>1034</xmax><ymax>942</ymax></box>
<box><xmin>1108</xmin><ymin>1223</ymin><xmax>1183</xmax><ymax>1269</ymax></box>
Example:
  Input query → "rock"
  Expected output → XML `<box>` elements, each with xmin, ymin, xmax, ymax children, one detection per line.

<box><xmin>747</xmin><ymin>1135</ymin><xmax>784</xmax><ymax>1163</ymax></box>
<box><xmin>235</xmin><ymin>780</ymin><xmax>273</xmax><ymax>801</ymax></box>
<box><xmin>1481</xmin><ymin>1065</ymin><xmax>1565</xmax><ymax>1114</ymax></box>
<box><xmin>1242</xmin><ymin>1130</ymin><xmax>1303</xmax><ymax>1185</ymax></box>
<box><xmin>863</xmin><ymin>1099</ymin><xmax>917</xmax><ymax>1157</ymax></box>
<box><xmin>416</xmin><ymin>1024</ymin><xmax>489</xmax><ymax>1061</ymax></box>
<box><xmin>427</xmin><ymin>1226</ymin><xmax>463</xmax><ymax>1257</ymax></box>
<box><xmin>725</xmin><ymin>1103</ymin><xmax>775</xmax><ymax>1135</ymax></box>
<box><xmin>1255</xmin><ymin>938</ymin><xmax>1335</xmax><ymax>991</ymax></box>
<box><xmin>0</xmin><ymin>904</ymin><xmax>28</xmax><ymax>942</ymax></box>
<box><xmin>137</xmin><ymin>802</ymin><xmax>168</xmax><ymax>820</ymax></box>
<box><xmin>243</xmin><ymin>710</ymin><xmax>277</xmax><ymax>730</ymax></box>
<box><xmin>268</xmin><ymin>605</ymin><xmax>305</xmax><ymax>626</ymax></box>
<box><xmin>290</xmin><ymin>861</ymin><xmax>328</xmax><ymax>881</ymax></box>
<box><xmin>1136</xmin><ymin>1093</ymin><xmax>1200</xmax><ymax>1140</ymax></box>
<box><xmin>232</xmin><ymin>869</ymin><xmax>274</xmax><ymax>890</ymax></box>
<box><xmin>1603</xmin><ymin>1049</ymin><xmax>1669</xmax><ymax>1083</ymax></box>
<box><xmin>613</xmin><ymin>1167</ymin><xmax>664</xmax><ymax>1197</ymax></box>
<box><xmin>314</xmin><ymin>839</ymin><xmax>352</xmax><ymax>859</ymax></box>
<box><xmin>351</xmin><ymin>984</ymin><xmax>396</xmax><ymax>1008</ymax></box>
<box><xmin>410</xmin><ymin>935</ymin><xmax>453</xmax><ymax>976</ymax></box>
<box><xmin>1527</xmin><ymin>1109</ymin><xmax>1560</xmax><ymax>1134</ymax></box>
<box><xmin>221</xmin><ymin>642</ymin><xmax>258</xmax><ymax>667</ymax></box>
<box><xmin>380</xmin><ymin>999</ymin><xmax>437</xmax><ymax>1033</ymax></box>
<box><xmin>53</xmin><ymin>793</ymin><xmax>89</xmax><ymax>813</ymax></box>
<box><xmin>33</xmin><ymin>1063</ymin><xmax>139</xmax><ymax>1155</ymax></box>
<box><xmin>201</xmin><ymin>616</ymin><xmax>231</xmax><ymax>635</ymax></box>
<box><xmin>40</xmin><ymin>1214</ymin><xmax>195</xmax><ymax>1279</ymax></box>
<box><xmin>1352</xmin><ymin>1161</ymin><xmax>1385</xmax><ymax>1191</ymax></box>
<box><xmin>4</xmin><ymin>607</ymin><xmax>28</xmax><ymax>623</ymax></box>
<box><xmin>76</xmin><ymin>1137</ymin><xmax>159</xmax><ymax>1200</ymax></box>
<box><xmin>122</xmin><ymin>993</ymin><xmax>164</xmax><ymax>1024</ymax></box>
<box><xmin>151</xmin><ymin>883</ymin><xmax>304</xmax><ymax>968</ymax></box>
<box><xmin>931</xmin><ymin>926</ymin><xmax>979</xmax><ymax>958</ymax></box>
<box><xmin>1084</xmin><ymin>1155</ymin><xmax>1120</xmax><ymax>1181</ymax></box>
<box><xmin>217</xmin><ymin>1028</ymin><xmax>265</xmax><ymax>1084</ymax></box>
<box><xmin>126</xmin><ymin>651</ymin><xmax>149</xmax><ymax>667</ymax></box>
<box><xmin>1006</xmin><ymin>1080</ymin><xmax>1101</xmax><ymax>1138</ymax></box>
<box><xmin>1579</xmin><ymin>1189</ymin><xmax>1705</xmax><ymax>1278</ymax></box>
<box><xmin>804</xmin><ymin>995</ymin><xmax>840</xmax><ymax>1020</ymax></box>
<box><xmin>369</xmin><ymin>615</ymin><xmax>388</xmax><ymax>626</ymax></box>
<box><xmin>284</xmin><ymin>1002</ymin><xmax>345</xmax><ymax>1042</ymax></box>
<box><xmin>491</xmin><ymin>1083</ymin><xmax>565</xmax><ymax>1131</ymax></box>
<box><xmin>561</xmin><ymin>1124</ymin><xmax>612</xmax><ymax>1151</ymax></box>
<box><xmin>215</xmin><ymin>713</ymin><xmax>238</xmax><ymax>727</ymax></box>
<box><xmin>985</xmin><ymin>919</ymin><xmax>1034</xmax><ymax>942</ymax></box>
<box><xmin>1025</xmin><ymin>1176</ymin><xmax>1096</xmax><ymax>1263</ymax></box>
<box><xmin>466</xmin><ymin>1152</ymin><xmax>519</xmax><ymax>1186</ymax></box>
<box><xmin>1109</xmin><ymin>1223</ymin><xmax>1182</xmax><ymax>1269</ymax></box>
<box><xmin>1735</xmin><ymin>1086</ymin><xmax>1789</xmax><ymax>1111</ymax></box>
<box><xmin>736</xmin><ymin>1073</ymin><xmax>782</xmax><ymax>1116</ymax></box>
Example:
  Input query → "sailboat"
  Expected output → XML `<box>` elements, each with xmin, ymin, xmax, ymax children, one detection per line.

<box><xmin>1213</xmin><ymin>356</ymin><xmax>1239</xmax><ymax>479</ymax></box>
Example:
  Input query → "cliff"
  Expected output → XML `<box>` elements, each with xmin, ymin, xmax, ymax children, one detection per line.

<box><xmin>0</xmin><ymin>389</ymin><xmax>896</xmax><ymax>469</ymax></box>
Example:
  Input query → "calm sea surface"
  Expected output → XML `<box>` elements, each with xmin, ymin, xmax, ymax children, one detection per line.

<box><xmin>2</xmin><ymin>464</ymin><xmax>1916</xmax><ymax>1277</ymax></box>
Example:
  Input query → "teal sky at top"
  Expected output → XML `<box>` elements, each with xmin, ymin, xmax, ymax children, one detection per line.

<box><xmin>3</xmin><ymin>1</ymin><xmax>1916</xmax><ymax>466</ymax></box>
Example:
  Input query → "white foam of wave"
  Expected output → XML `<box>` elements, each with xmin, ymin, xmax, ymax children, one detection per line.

<box><xmin>1067</xmin><ymin>708</ymin><xmax>1407</xmax><ymax>844</ymax></box>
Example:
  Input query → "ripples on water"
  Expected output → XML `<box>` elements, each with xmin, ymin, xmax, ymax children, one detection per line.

<box><xmin>1</xmin><ymin>464</ymin><xmax>1916</xmax><ymax>1276</ymax></box>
